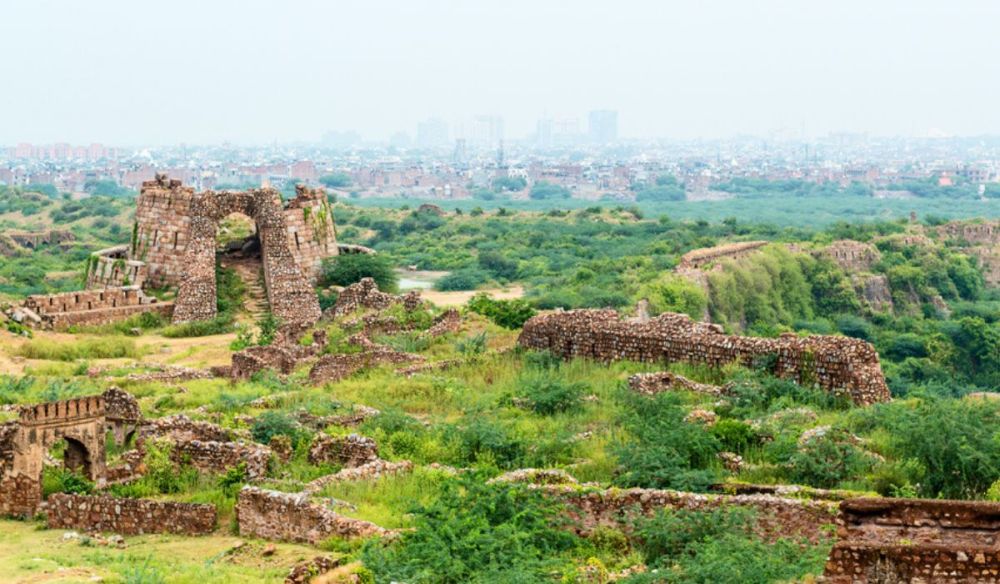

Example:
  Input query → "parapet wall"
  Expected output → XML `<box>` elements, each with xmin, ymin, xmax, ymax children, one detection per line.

<box><xmin>46</xmin><ymin>493</ymin><xmax>216</xmax><ymax>535</ymax></box>
<box><xmin>824</xmin><ymin>498</ymin><xmax>1000</xmax><ymax>583</ymax></box>
<box><xmin>22</xmin><ymin>286</ymin><xmax>172</xmax><ymax>330</ymax></box>
<box><xmin>518</xmin><ymin>309</ymin><xmax>890</xmax><ymax>405</ymax></box>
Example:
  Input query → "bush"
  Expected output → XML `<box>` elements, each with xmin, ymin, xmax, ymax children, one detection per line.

<box><xmin>529</xmin><ymin>181</ymin><xmax>571</xmax><ymax>200</ymax></box>
<box><xmin>435</xmin><ymin>268</ymin><xmax>490</xmax><ymax>291</ymax></box>
<box><xmin>452</xmin><ymin>419</ymin><xmax>526</xmax><ymax>469</ymax></box>
<box><xmin>614</xmin><ymin>392</ymin><xmax>720</xmax><ymax>491</ymax></box>
<box><xmin>787</xmin><ymin>428</ymin><xmax>876</xmax><ymax>488</ymax></box>
<box><xmin>161</xmin><ymin>316</ymin><xmax>234</xmax><ymax>338</ymax></box>
<box><xmin>42</xmin><ymin>467</ymin><xmax>94</xmax><ymax>497</ymax></box>
<box><xmin>516</xmin><ymin>374</ymin><xmax>586</xmax><ymax>415</ymax></box>
<box><xmin>320</xmin><ymin>254</ymin><xmax>398</xmax><ymax>292</ymax></box>
<box><xmin>627</xmin><ymin>507</ymin><xmax>830</xmax><ymax>584</ymax></box>
<box><xmin>467</xmin><ymin>293</ymin><xmax>536</xmax><ymax>329</ymax></box>
<box><xmin>251</xmin><ymin>411</ymin><xmax>307</xmax><ymax>447</ymax></box>
<box><xmin>361</xmin><ymin>474</ymin><xmax>578</xmax><ymax>583</ymax></box>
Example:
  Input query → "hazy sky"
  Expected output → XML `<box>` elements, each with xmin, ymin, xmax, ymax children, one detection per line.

<box><xmin>2</xmin><ymin>0</ymin><xmax>999</xmax><ymax>145</ymax></box>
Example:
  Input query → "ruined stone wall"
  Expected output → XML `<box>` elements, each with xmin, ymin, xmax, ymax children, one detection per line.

<box><xmin>85</xmin><ymin>245</ymin><xmax>149</xmax><ymax>289</ymax></box>
<box><xmin>824</xmin><ymin>497</ymin><xmax>1000</xmax><ymax>583</ymax></box>
<box><xmin>549</xmin><ymin>485</ymin><xmax>838</xmax><ymax>543</ymax></box>
<box><xmin>131</xmin><ymin>175</ymin><xmax>197</xmax><ymax>288</ymax></box>
<box><xmin>46</xmin><ymin>494</ymin><xmax>216</xmax><ymax>535</ymax></box>
<box><xmin>0</xmin><ymin>396</ymin><xmax>107</xmax><ymax>516</ymax></box>
<box><xmin>23</xmin><ymin>286</ymin><xmax>172</xmax><ymax>330</ymax></box>
<box><xmin>283</xmin><ymin>185</ymin><xmax>338</xmax><ymax>284</ymax></box>
<box><xmin>677</xmin><ymin>241</ymin><xmax>769</xmax><ymax>269</ymax></box>
<box><xmin>171</xmin><ymin>439</ymin><xmax>271</xmax><ymax>480</ymax></box>
<box><xmin>518</xmin><ymin>310</ymin><xmax>890</xmax><ymax>405</ymax></box>
<box><xmin>7</xmin><ymin>229</ymin><xmax>75</xmax><ymax>249</ymax></box>
<box><xmin>308</xmin><ymin>434</ymin><xmax>379</xmax><ymax>467</ymax></box>
<box><xmin>236</xmin><ymin>486</ymin><xmax>388</xmax><ymax>543</ymax></box>
<box><xmin>824</xmin><ymin>240</ymin><xmax>881</xmax><ymax>272</ymax></box>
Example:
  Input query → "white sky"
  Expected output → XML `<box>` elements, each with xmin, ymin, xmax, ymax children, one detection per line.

<box><xmin>2</xmin><ymin>0</ymin><xmax>999</xmax><ymax>145</ymax></box>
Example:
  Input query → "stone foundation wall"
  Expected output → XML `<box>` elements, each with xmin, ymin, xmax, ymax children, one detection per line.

<box><xmin>236</xmin><ymin>486</ymin><xmax>388</xmax><ymax>543</ymax></box>
<box><xmin>519</xmin><ymin>309</ymin><xmax>890</xmax><ymax>405</ymax></box>
<box><xmin>46</xmin><ymin>493</ymin><xmax>216</xmax><ymax>535</ymax></box>
<box><xmin>823</xmin><ymin>497</ymin><xmax>1000</xmax><ymax>583</ymax></box>
<box><xmin>308</xmin><ymin>347</ymin><xmax>423</xmax><ymax>385</ymax></box>
<box><xmin>824</xmin><ymin>240</ymin><xmax>881</xmax><ymax>272</ymax></box>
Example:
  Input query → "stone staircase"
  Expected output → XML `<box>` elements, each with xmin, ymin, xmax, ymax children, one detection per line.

<box><xmin>221</xmin><ymin>256</ymin><xmax>269</xmax><ymax>321</ymax></box>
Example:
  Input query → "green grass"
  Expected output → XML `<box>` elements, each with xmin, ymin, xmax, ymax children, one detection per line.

<box><xmin>12</xmin><ymin>336</ymin><xmax>145</xmax><ymax>361</ymax></box>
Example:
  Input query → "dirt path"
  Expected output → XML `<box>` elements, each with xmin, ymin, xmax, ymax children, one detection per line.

<box><xmin>418</xmin><ymin>286</ymin><xmax>524</xmax><ymax>307</ymax></box>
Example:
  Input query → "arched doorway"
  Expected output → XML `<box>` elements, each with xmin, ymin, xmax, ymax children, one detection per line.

<box><xmin>171</xmin><ymin>189</ymin><xmax>321</xmax><ymax>326</ymax></box>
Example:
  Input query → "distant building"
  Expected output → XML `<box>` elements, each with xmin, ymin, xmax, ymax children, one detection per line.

<box><xmin>469</xmin><ymin>115</ymin><xmax>504</xmax><ymax>148</ymax></box>
<box><xmin>416</xmin><ymin>117</ymin><xmax>449</xmax><ymax>148</ymax></box>
<box><xmin>588</xmin><ymin>110</ymin><xmax>618</xmax><ymax>144</ymax></box>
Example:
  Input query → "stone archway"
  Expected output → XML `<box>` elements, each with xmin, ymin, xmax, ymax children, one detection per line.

<box><xmin>171</xmin><ymin>189</ymin><xmax>321</xmax><ymax>325</ymax></box>
<box><xmin>62</xmin><ymin>437</ymin><xmax>92</xmax><ymax>477</ymax></box>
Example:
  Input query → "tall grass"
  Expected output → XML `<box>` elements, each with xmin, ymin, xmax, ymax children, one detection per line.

<box><xmin>13</xmin><ymin>337</ymin><xmax>144</xmax><ymax>361</ymax></box>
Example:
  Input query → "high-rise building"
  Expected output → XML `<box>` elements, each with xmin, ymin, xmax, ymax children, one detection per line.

<box><xmin>416</xmin><ymin>117</ymin><xmax>449</xmax><ymax>148</ymax></box>
<box><xmin>469</xmin><ymin>115</ymin><xmax>504</xmax><ymax>148</ymax></box>
<box><xmin>588</xmin><ymin>110</ymin><xmax>618</xmax><ymax>144</ymax></box>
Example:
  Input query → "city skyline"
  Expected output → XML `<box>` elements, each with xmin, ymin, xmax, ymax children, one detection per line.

<box><xmin>3</xmin><ymin>0</ymin><xmax>1000</xmax><ymax>145</ymax></box>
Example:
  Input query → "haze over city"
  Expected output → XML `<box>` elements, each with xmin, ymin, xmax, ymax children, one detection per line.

<box><xmin>3</xmin><ymin>0</ymin><xmax>1000</xmax><ymax>145</ymax></box>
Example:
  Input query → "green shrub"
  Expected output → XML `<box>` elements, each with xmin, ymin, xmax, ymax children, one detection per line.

<box><xmin>710</xmin><ymin>419</ymin><xmax>759</xmax><ymax>453</ymax></box>
<box><xmin>251</xmin><ymin>411</ymin><xmax>307</xmax><ymax>447</ymax></box>
<box><xmin>161</xmin><ymin>316</ymin><xmax>234</xmax><ymax>338</ymax></box>
<box><xmin>787</xmin><ymin>428</ymin><xmax>876</xmax><ymax>489</ymax></box>
<box><xmin>42</xmin><ymin>467</ymin><xmax>94</xmax><ymax>497</ymax></box>
<box><xmin>320</xmin><ymin>254</ymin><xmax>398</xmax><ymax>292</ymax></box>
<box><xmin>435</xmin><ymin>268</ymin><xmax>490</xmax><ymax>291</ymax></box>
<box><xmin>452</xmin><ymin>418</ymin><xmax>526</xmax><ymax>469</ymax></box>
<box><xmin>455</xmin><ymin>331</ymin><xmax>488</xmax><ymax>357</ymax></box>
<box><xmin>516</xmin><ymin>374</ymin><xmax>586</xmax><ymax>416</ymax></box>
<box><xmin>361</xmin><ymin>474</ymin><xmax>578</xmax><ymax>583</ymax></box>
<box><xmin>467</xmin><ymin>293</ymin><xmax>536</xmax><ymax>329</ymax></box>
<box><xmin>614</xmin><ymin>392</ymin><xmax>720</xmax><ymax>491</ymax></box>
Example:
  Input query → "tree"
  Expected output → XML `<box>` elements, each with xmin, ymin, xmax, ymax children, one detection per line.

<box><xmin>319</xmin><ymin>253</ymin><xmax>398</xmax><ymax>292</ymax></box>
<box><xmin>319</xmin><ymin>173</ymin><xmax>352</xmax><ymax>188</ymax></box>
<box><xmin>529</xmin><ymin>181</ymin><xmax>571</xmax><ymax>200</ymax></box>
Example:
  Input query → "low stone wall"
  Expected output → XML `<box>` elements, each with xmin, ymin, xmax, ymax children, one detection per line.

<box><xmin>230</xmin><ymin>344</ymin><xmax>303</xmax><ymax>379</ymax></box>
<box><xmin>236</xmin><ymin>486</ymin><xmax>388</xmax><ymax>543</ymax></box>
<box><xmin>303</xmin><ymin>459</ymin><xmax>413</xmax><ymax>495</ymax></box>
<box><xmin>308</xmin><ymin>347</ymin><xmax>423</xmax><ymax>385</ymax></box>
<box><xmin>519</xmin><ymin>310</ymin><xmax>890</xmax><ymax>405</ymax></box>
<box><xmin>139</xmin><ymin>414</ymin><xmax>238</xmax><ymax>443</ymax></box>
<box><xmin>823</xmin><ymin>497</ymin><xmax>1000</xmax><ymax>583</ymax></box>
<box><xmin>46</xmin><ymin>493</ymin><xmax>216</xmax><ymax>535</ymax></box>
<box><xmin>549</xmin><ymin>485</ymin><xmax>838</xmax><ymax>544</ymax></box>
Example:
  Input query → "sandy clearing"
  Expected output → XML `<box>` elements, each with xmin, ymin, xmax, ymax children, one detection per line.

<box><xmin>418</xmin><ymin>286</ymin><xmax>524</xmax><ymax>307</ymax></box>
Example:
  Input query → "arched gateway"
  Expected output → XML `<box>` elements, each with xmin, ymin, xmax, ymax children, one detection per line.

<box><xmin>171</xmin><ymin>188</ymin><xmax>322</xmax><ymax>325</ymax></box>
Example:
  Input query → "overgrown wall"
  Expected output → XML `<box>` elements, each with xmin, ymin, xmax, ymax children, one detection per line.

<box><xmin>235</xmin><ymin>487</ymin><xmax>387</xmax><ymax>544</ymax></box>
<box><xmin>518</xmin><ymin>309</ymin><xmax>890</xmax><ymax>405</ymax></box>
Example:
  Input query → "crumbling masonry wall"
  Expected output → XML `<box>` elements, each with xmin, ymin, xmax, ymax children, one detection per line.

<box><xmin>236</xmin><ymin>486</ymin><xmax>388</xmax><ymax>543</ymax></box>
<box><xmin>46</xmin><ymin>493</ymin><xmax>216</xmax><ymax>535</ymax></box>
<box><xmin>824</xmin><ymin>498</ymin><xmax>1000</xmax><ymax>583</ymax></box>
<box><xmin>85</xmin><ymin>245</ymin><xmax>149</xmax><ymax>289</ymax></box>
<box><xmin>518</xmin><ymin>310</ymin><xmax>890</xmax><ymax>405</ymax></box>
